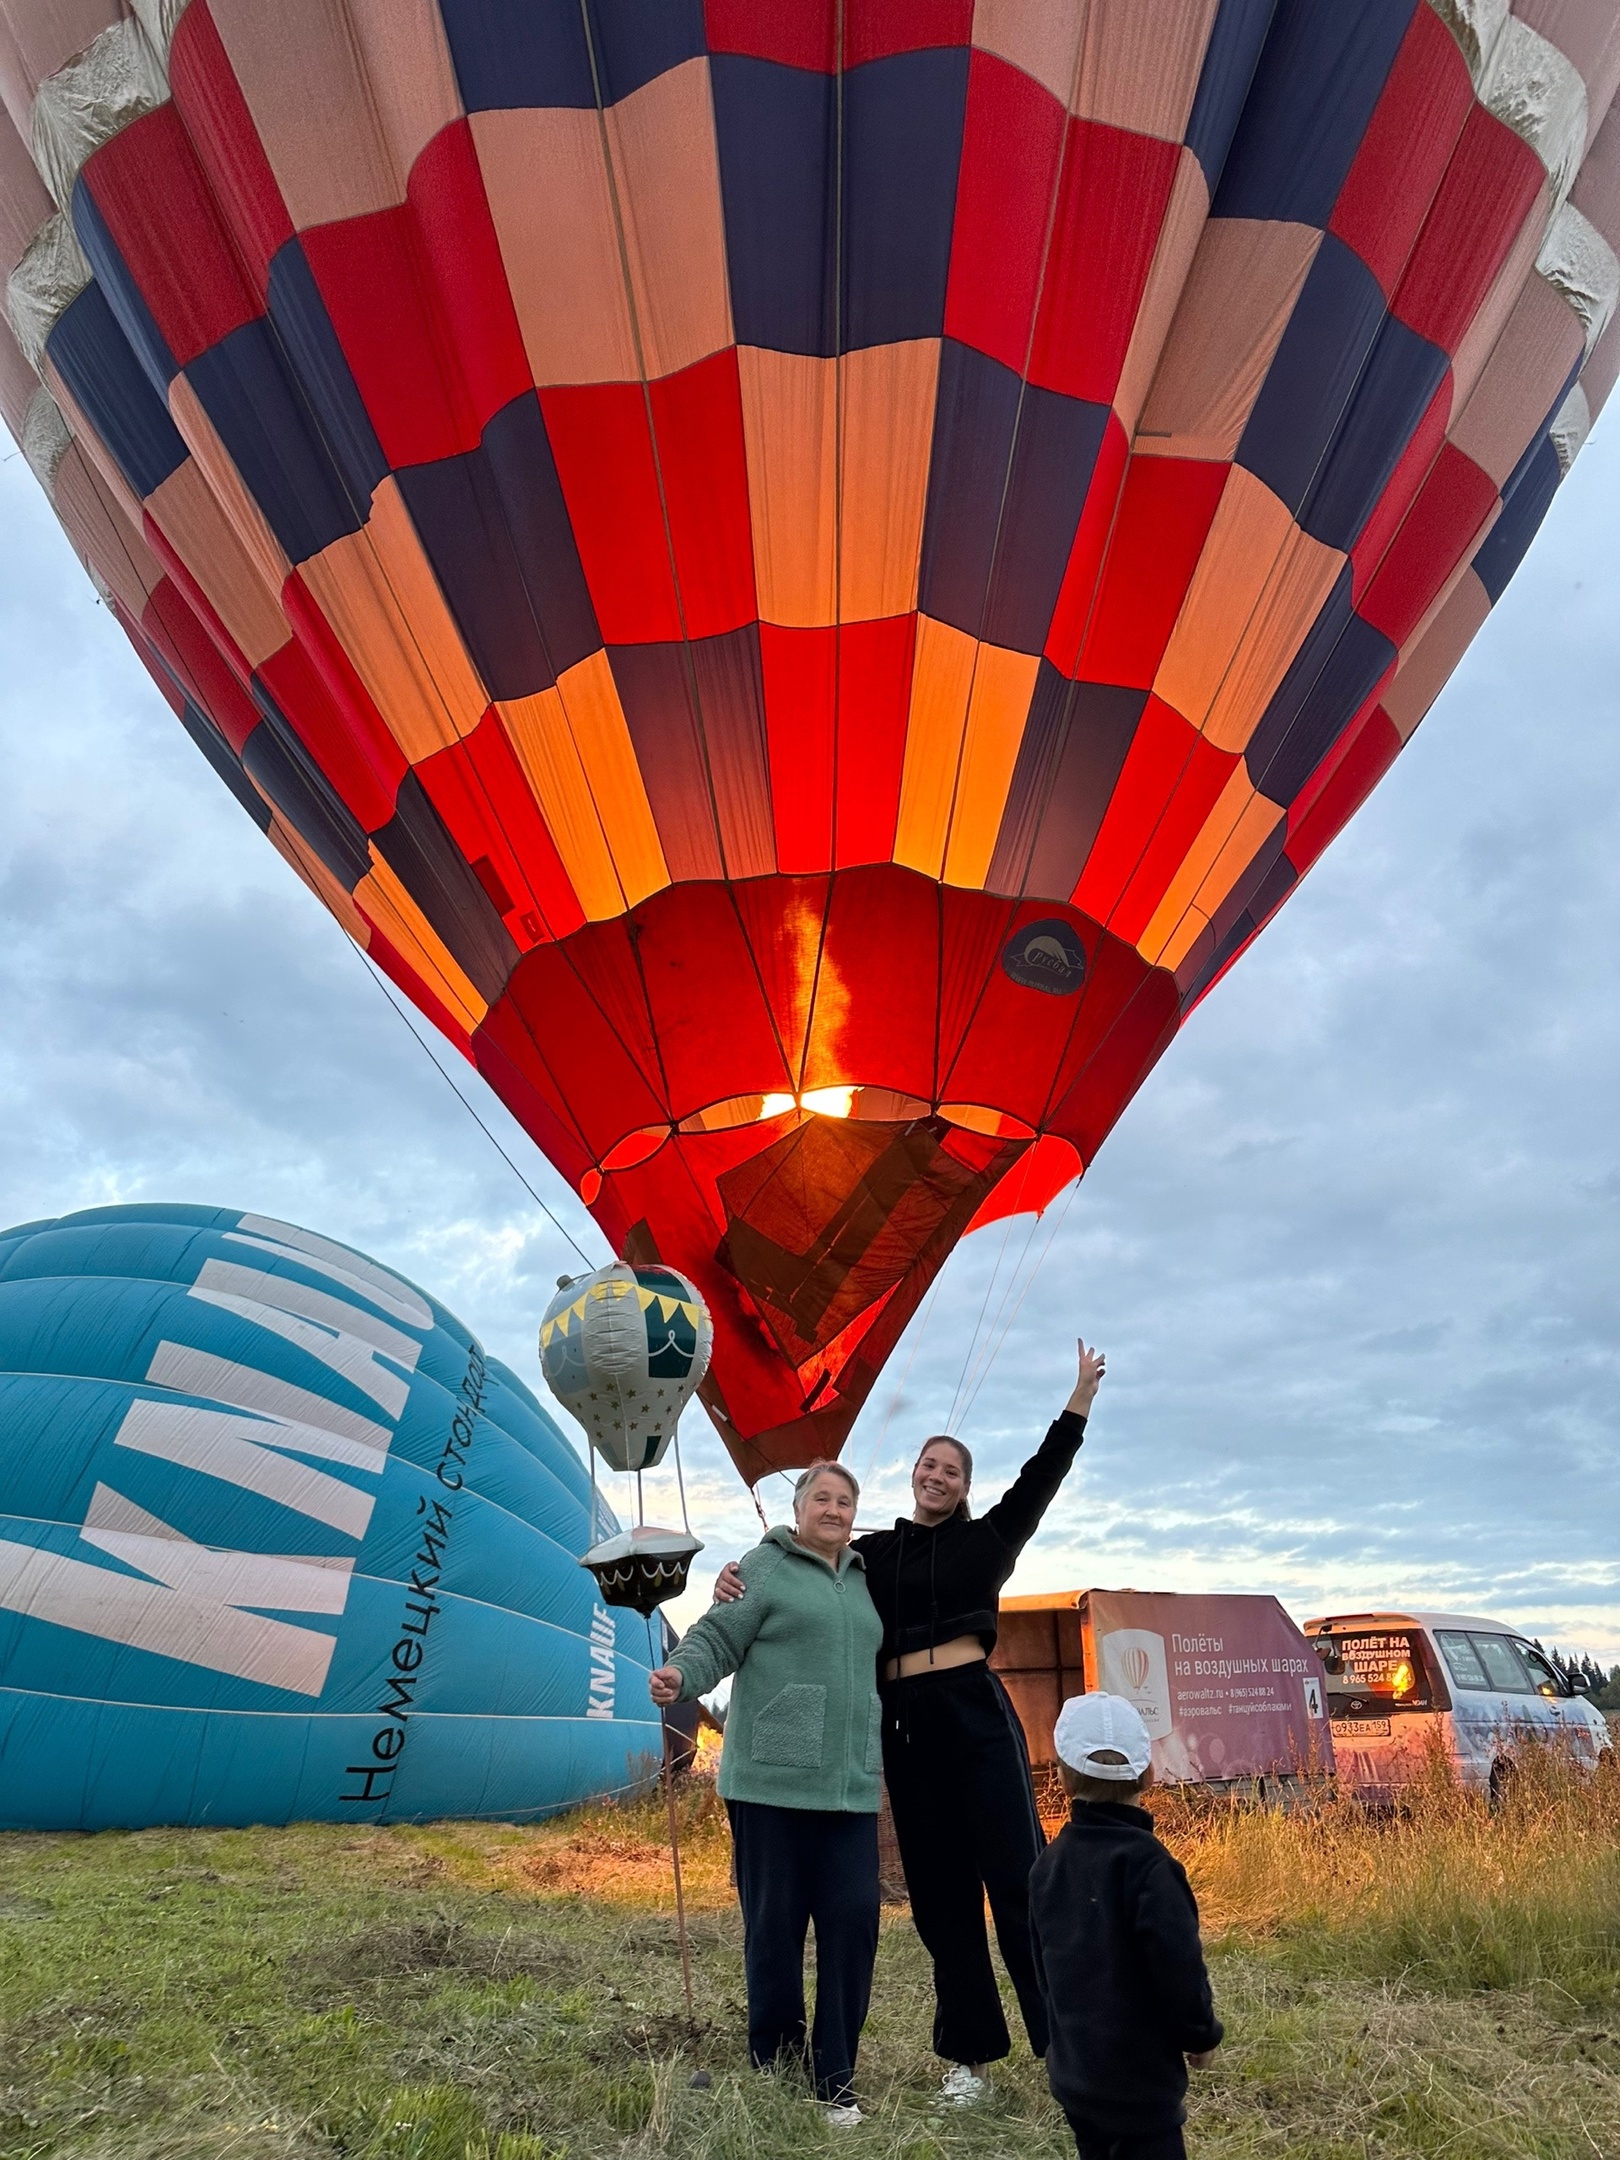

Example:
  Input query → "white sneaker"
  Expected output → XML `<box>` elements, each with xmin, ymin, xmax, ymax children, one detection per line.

<box><xmin>938</xmin><ymin>2065</ymin><xmax>986</xmax><ymax>2107</ymax></box>
<box><xmin>823</xmin><ymin>2101</ymin><xmax>864</xmax><ymax>2128</ymax></box>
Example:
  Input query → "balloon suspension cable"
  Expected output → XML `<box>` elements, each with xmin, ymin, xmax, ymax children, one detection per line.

<box><xmin>946</xmin><ymin>1199</ymin><xmax>1023</xmax><ymax>1435</ymax></box>
<box><xmin>750</xmin><ymin>1484</ymin><xmax>770</xmax><ymax>1531</ymax></box>
<box><xmin>952</xmin><ymin>1207</ymin><xmax>1042</xmax><ymax>1433</ymax></box>
<box><xmin>635</xmin><ymin>1467</ymin><xmax>645</xmax><ymax>1530</ymax></box>
<box><xmin>354</xmin><ymin>948</ymin><xmax>599</xmax><ymax>1267</ymax></box>
<box><xmin>957</xmin><ymin>1176</ymin><xmax>1083</xmax><ymax>1430</ymax></box>
<box><xmin>672</xmin><ymin>1422</ymin><xmax>693</xmax><ymax>1536</ymax></box>
<box><xmin>647</xmin><ymin>1612</ymin><xmax>696</xmax><ymax>2027</ymax></box>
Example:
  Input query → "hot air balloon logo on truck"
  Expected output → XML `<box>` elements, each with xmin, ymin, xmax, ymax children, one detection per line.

<box><xmin>1121</xmin><ymin>1646</ymin><xmax>1153</xmax><ymax>1691</ymax></box>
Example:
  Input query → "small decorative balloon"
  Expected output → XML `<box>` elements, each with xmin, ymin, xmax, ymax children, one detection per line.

<box><xmin>539</xmin><ymin>1264</ymin><xmax>713</xmax><ymax>1476</ymax></box>
<box><xmin>539</xmin><ymin>1262</ymin><xmax>712</xmax><ymax>1615</ymax></box>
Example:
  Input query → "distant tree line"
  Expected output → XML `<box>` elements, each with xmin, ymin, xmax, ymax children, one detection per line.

<box><xmin>1532</xmin><ymin>1640</ymin><xmax>1620</xmax><ymax>1711</ymax></box>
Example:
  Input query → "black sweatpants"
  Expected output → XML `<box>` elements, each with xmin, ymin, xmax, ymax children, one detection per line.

<box><xmin>881</xmin><ymin>1660</ymin><xmax>1048</xmax><ymax>2065</ymax></box>
<box><xmin>1065</xmin><ymin>2111</ymin><xmax>1187</xmax><ymax>2160</ymax></box>
<box><xmin>726</xmin><ymin>1799</ymin><xmax>879</xmax><ymax>2103</ymax></box>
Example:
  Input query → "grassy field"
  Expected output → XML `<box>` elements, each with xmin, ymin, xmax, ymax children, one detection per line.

<box><xmin>1</xmin><ymin>1745</ymin><xmax>1616</xmax><ymax>2160</ymax></box>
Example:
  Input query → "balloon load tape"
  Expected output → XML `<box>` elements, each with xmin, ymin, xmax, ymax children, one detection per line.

<box><xmin>539</xmin><ymin>1261</ymin><xmax>714</xmax><ymax>1475</ymax></box>
<box><xmin>581</xmin><ymin>1526</ymin><xmax>706</xmax><ymax>1618</ymax></box>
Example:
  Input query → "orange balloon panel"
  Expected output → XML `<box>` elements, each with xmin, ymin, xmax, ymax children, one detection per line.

<box><xmin>4</xmin><ymin>0</ymin><xmax>1615</xmax><ymax>1477</ymax></box>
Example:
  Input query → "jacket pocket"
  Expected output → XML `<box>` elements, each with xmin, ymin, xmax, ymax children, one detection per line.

<box><xmin>750</xmin><ymin>1684</ymin><xmax>827</xmax><ymax>1769</ymax></box>
<box><xmin>864</xmin><ymin>1693</ymin><xmax>883</xmax><ymax>1774</ymax></box>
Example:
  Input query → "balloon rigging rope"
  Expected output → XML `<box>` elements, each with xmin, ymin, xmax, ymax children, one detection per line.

<box><xmin>352</xmin><ymin>944</ymin><xmax>600</xmax><ymax>1267</ymax></box>
<box><xmin>947</xmin><ymin>1146</ymin><xmax>1048</xmax><ymax>1426</ymax></box>
<box><xmin>952</xmin><ymin>1202</ymin><xmax>1044</xmax><ymax>1432</ymax></box>
<box><xmin>672</xmin><ymin>1423</ymin><xmax>693</xmax><ymax>1536</ymax></box>
<box><xmin>588</xmin><ymin>1432</ymin><xmax>600</xmax><ymax>1541</ymax></box>
<box><xmin>958</xmin><ymin>1175</ymin><xmax>1082</xmax><ymax>1431</ymax></box>
<box><xmin>946</xmin><ymin>1201</ymin><xmax>1021</xmax><ymax>1433</ymax></box>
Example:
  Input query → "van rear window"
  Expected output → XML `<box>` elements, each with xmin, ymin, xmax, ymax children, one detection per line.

<box><xmin>1313</xmin><ymin>1629</ymin><xmax>1438</xmax><ymax>1713</ymax></box>
<box><xmin>1434</xmin><ymin>1631</ymin><xmax>1490</xmax><ymax>1689</ymax></box>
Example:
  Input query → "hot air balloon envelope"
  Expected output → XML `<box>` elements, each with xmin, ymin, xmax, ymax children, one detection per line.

<box><xmin>3</xmin><ymin>0</ymin><xmax>1614</xmax><ymax>1477</ymax></box>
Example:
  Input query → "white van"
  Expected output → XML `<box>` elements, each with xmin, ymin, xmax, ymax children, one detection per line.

<box><xmin>1303</xmin><ymin>1609</ymin><xmax>1613</xmax><ymax>1802</ymax></box>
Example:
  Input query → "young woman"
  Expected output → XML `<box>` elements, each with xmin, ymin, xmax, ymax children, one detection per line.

<box><xmin>714</xmin><ymin>1337</ymin><xmax>1105</xmax><ymax>2106</ymax></box>
<box><xmin>649</xmin><ymin>1460</ymin><xmax>882</xmax><ymax>2128</ymax></box>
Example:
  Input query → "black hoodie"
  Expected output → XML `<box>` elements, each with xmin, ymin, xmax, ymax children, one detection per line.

<box><xmin>1029</xmin><ymin>1799</ymin><xmax>1223</xmax><ymax>2128</ymax></box>
<box><xmin>854</xmin><ymin>1411</ymin><xmax>1086</xmax><ymax>1662</ymax></box>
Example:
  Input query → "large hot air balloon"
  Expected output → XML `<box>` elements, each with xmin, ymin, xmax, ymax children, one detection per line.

<box><xmin>3</xmin><ymin>2</ymin><xmax>1615</xmax><ymax>1480</ymax></box>
<box><xmin>0</xmin><ymin>1203</ymin><xmax>662</xmax><ymax>1828</ymax></box>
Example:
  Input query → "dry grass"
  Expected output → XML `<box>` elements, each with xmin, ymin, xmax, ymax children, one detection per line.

<box><xmin>1164</xmin><ymin>1734</ymin><xmax>1620</xmax><ymax>1999</ymax></box>
<box><xmin>0</xmin><ymin>1747</ymin><xmax>1615</xmax><ymax>2159</ymax></box>
<box><xmin>503</xmin><ymin>1787</ymin><xmax>735</xmax><ymax>1909</ymax></box>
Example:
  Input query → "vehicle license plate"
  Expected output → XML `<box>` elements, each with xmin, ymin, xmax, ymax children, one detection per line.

<box><xmin>1331</xmin><ymin>1717</ymin><xmax>1391</xmax><ymax>1737</ymax></box>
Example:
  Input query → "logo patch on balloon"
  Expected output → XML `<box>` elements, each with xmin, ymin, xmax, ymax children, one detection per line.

<box><xmin>1001</xmin><ymin>920</ymin><xmax>1087</xmax><ymax>996</ymax></box>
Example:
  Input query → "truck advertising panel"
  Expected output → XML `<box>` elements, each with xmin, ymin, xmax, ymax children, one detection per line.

<box><xmin>994</xmin><ymin>1588</ymin><xmax>1334</xmax><ymax>1786</ymax></box>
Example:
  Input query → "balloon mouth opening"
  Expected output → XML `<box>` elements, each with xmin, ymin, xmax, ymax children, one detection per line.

<box><xmin>576</xmin><ymin>1091</ymin><xmax>1041</xmax><ymax>1202</ymax></box>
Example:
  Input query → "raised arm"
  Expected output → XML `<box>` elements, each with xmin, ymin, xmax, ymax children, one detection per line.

<box><xmin>983</xmin><ymin>1337</ymin><xmax>1105</xmax><ymax>1552</ymax></box>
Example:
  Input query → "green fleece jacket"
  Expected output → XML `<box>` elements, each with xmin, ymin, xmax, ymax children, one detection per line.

<box><xmin>666</xmin><ymin>1526</ymin><xmax>883</xmax><ymax>1812</ymax></box>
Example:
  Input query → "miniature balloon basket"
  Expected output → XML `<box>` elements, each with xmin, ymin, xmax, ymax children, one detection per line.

<box><xmin>539</xmin><ymin>1258</ymin><xmax>716</xmax><ymax>2022</ymax></box>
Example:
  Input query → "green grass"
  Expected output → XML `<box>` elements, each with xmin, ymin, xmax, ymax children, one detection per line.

<box><xmin>0</xmin><ymin>1751</ymin><xmax>1617</xmax><ymax>2160</ymax></box>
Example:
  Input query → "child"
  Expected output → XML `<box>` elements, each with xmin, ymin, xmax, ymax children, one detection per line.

<box><xmin>1029</xmin><ymin>1694</ymin><xmax>1222</xmax><ymax>2160</ymax></box>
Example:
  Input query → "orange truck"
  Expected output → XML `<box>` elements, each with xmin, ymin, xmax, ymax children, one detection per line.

<box><xmin>993</xmin><ymin>1587</ymin><xmax>1336</xmax><ymax>1793</ymax></box>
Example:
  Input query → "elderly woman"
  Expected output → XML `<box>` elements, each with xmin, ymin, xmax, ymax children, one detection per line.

<box><xmin>648</xmin><ymin>1458</ymin><xmax>881</xmax><ymax>2128</ymax></box>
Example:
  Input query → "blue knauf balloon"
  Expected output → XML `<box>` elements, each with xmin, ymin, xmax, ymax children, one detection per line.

<box><xmin>0</xmin><ymin>1204</ymin><xmax>662</xmax><ymax>1830</ymax></box>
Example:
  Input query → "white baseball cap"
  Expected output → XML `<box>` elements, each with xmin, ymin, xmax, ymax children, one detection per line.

<box><xmin>1053</xmin><ymin>1691</ymin><xmax>1153</xmax><ymax>1780</ymax></box>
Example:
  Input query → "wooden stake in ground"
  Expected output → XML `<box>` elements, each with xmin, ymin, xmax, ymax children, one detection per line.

<box><xmin>660</xmin><ymin>1712</ymin><xmax>696</xmax><ymax>2025</ymax></box>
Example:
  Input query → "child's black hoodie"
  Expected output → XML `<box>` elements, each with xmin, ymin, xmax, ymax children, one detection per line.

<box><xmin>1029</xmin><ymin>1797</ymin><xmax>1223</xmax><ymax>2131</ymax></box>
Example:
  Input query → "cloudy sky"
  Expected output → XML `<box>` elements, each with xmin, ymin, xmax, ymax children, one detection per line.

<box><xmin>2</xmin><ymin>426</ymin><xmax>1617</xmax><ymax>1664</ymax></box>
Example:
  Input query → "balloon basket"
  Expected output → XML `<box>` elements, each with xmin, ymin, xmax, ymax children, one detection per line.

<box><xmin>579</xmin><ymin>1525</ymin><xmax>704</xmax><ymax>1617</ymax></box>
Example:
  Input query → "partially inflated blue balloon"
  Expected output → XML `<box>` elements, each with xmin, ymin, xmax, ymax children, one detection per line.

<box><xmin>0</xmin><ymin>1203</ymin><xmax>662</xmax><ymax>1829</ymax></box>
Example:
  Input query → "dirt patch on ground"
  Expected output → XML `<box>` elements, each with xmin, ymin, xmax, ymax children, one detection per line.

<box><xmin>511</xmin><ymin>1828</ymin><xmax>692</xmax><ymax>1902</ymax></box>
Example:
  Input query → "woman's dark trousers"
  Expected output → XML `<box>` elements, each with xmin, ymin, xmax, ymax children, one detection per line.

<box><xmin>726</xmin><ymin>1799</ymin><xmax>879</xmax><ymax>2103</ymax></box>
<box><xmin>881</xmin><ymin>1661</ymin><xmax>1049</xmax><ymax>2065</ymax></box>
